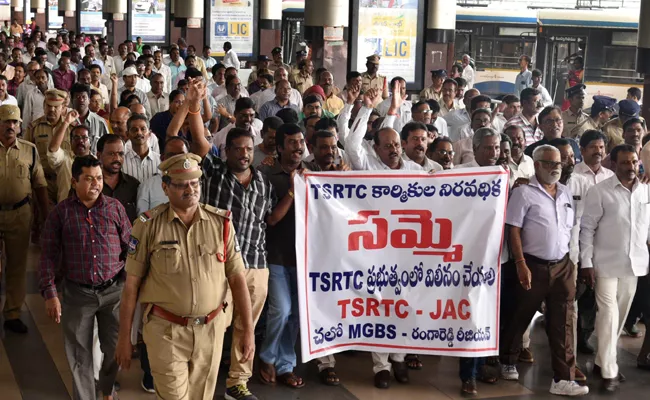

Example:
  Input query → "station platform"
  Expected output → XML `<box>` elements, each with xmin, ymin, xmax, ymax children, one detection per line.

<box><xmin>1</xmin><ymin>244</ymin><xmax>649</xmax><ymax>399</ymax></box>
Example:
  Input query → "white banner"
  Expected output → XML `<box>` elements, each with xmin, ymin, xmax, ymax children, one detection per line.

<box><xmin>80</xmin><ymin>0</ymin><xmax>105</xmax><ymax>35</ymax></box>
<box><xmin>130</xmin><ymin>0</ymin><xmax>167</xmax><ymax>43</ymax></box>
<box><xmin>295</xmin><ymin>168</ymin><xmax>508</xmax><ymax>362</ymax></box>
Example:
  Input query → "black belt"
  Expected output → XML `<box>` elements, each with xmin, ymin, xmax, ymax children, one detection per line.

<box><xmin>0</xmin><ymin>196</ymin><xmax>30</xmax><ymax>211</ymax></box>
<box><xmin>524</xmin><ymin>253</ymin><xmax>568</xmax><ymax>266</ymax></box>
<box><xmin>69</xmin><ymin>275</ymin><xmax>119</xmax><ymax>292</ymax></box>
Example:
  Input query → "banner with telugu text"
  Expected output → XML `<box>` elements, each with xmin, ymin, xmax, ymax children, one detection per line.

<box><xmin>294</xmin><ymin>168</ymin><xmax>508</xmax><ymax>362</ymax></box>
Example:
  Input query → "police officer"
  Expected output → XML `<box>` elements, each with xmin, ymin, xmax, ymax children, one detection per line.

<box><xmin>269</xmin><ymin>47</ymin><xmax>291</xmax><ymax>74</ymax></box>
<box><xmin>562</xmin><ymin>84</ymin><xmax>589</xmax><ymax>140</ymax></box>
<box><xmin>419</xmin><ymin>69</ymin><xmax>446</xmax><ymax>102</ymax></box>
<box><xmin>572</xmin><ymin>95</ymin><xmax>618</xmax><ymax>144</ymax></box>
<box><xmin>115</xmin><ymin>153</ymin><xmax>255</xmax><ymax>400</ymax></box>
<box><xmin>23</xmin><ymin>89</ymin><xmax>71</xmax><ymax>203</ymax></box>
<box><xmin>603</xmin><ymin>99</ymin><xmax>641</xmax><ymax>153</ymax></box>
<box><xmin>0</xmin><ymin>104</ymin><xmax>49</xmax><ymax>333</ymax></box>
<box><xmin>291</xmin><ymin>50</ymin><xmax>307</xmax><ymax>76</ymax></box>
<box><xmin>362</xmin><ymin>54</ymin><xmax>389</xmax><ymax>106</ymax></box>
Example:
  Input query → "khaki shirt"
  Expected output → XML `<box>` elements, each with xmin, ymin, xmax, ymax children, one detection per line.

<box><xmin>561</xmin><ymin>108</ymin><xmax>590</xmax><ymax>139</ymax></box>
<box><xmin>361</xmin><ymin>72</ymin><xmax>389</xmax><ymax>106</ymax></box>
<box><xmin>419</xmin><ymin>86</ymin><xmax>442</xmax><ymax>102</ymax></box>
<box><xmin>290</xmin><ymin>72</ymin><xmax>313</xmax><ymax>95</ymax></box>
<box><xmin>24</xmin><ymin>116</ymin><xmax>72</xmax><ymax>177</ymax></box>
<box><xmin>126</xmin><ymin>203</ymin><xmax>245</xmax><ymax>317</ymax></box>
<box><xmin>570</xmin><ymin>116</ymin><xmax>601</xmax><ymax>142</ymax></box>
<box><xmin>268</xmin><ymin>61</ymin><xmax>292</xmax><ymax>74</ymax></box>
<box><xmin>602</xmin><ymin>118</ymin><xmax>625</xmax><ymax>153</ymax></box>
<box><xmin>0</xmin><ymin>138</ymin><xmax>47</xmax><ymax>204</ymax></box>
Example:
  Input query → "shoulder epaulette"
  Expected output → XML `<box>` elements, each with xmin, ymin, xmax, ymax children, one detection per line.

<box><xmin>203</xmin><ymin>204</ymin><xmax>232</xmax><ymax>219</ymax></box>
<box><xmin>16</xmin><ymin>138</ymin><xmax>36</xmax><ymax>149</ymax></box>
<box><xmin>137</xmin><ymin>203</ymin><xmax>167</xmax><ymax>223</ymax></box>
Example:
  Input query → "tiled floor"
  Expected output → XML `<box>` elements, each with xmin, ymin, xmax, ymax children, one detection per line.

<box><xmin>2</xmin><ymin>245</ymin><xmax>650</xmax><ymax>399</ymax></box>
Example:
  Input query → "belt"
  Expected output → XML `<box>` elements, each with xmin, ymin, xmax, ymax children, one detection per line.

<box><xmin>0</xmin><ymin>196</ymin><xmax>30</xmax><ymax>211</ymax></box>
<box><xmin>151</xmin><ymin>303</ymin><xmax>227</xmax><ymax>327</ymax></box>
<box><xmin>70</xmin><ymin>275</ymin><xmax>119</xmax><ymax>292</ymax></box>
<box><xmin>524</xmin><ymin>253</ymin><xmax>568</xmax><ymax>266</ymax></box>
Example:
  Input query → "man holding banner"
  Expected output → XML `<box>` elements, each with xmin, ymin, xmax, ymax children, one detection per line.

<box><xmin>501</xmin><ymin>144</ymin><xmax>588</xmax><ymax>396</ymax></box>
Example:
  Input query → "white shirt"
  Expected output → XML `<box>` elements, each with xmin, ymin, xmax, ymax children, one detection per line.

<box><xmin>535</xmin><ymin>84</ymin><xmax>553</xmax><ymax>107</ymax></box>
<box><xmin>402</xmin><ymin>153</ymin><xmax>443</xmax><ymax>172</ymax></box>
<box><xmin>508</xmin><ymin>154</ymin><xmax>535</xmax><ymax>188</ymax></box>
<box><xmin>433</xmin><ymin>117</ymin><xmax>449</xmax><ymax>137</ymax></box>
<box><xmin>222</xmin><ymin>49</ymin><xmax>240</xmax><ymax>70</ymax></box>
<box><xmin>443</xmin><ymin>108</ymin><xmax>470</xmax><ymax>143</ymax></box>
<box><xmin>376</xmin><ymin>97</ymin><xmax>412</xmax><ymax>133</ymax></box>
<box><xmin>573</xmin><ymin>162</ymin><xmax>615</xmax><ymax>186</ymax></box>
<box><xmin>113</xmin><ymin>55</ymin><xmax>126</xmax><ymax>76</ymax></box>
<box><xmin>153</xmin><ymin>63</ymin><xmax>172</xmax><ymax>94</ymax></box>
<box><xmin>492</xmin><ymin>114</ymin><xmax>507</xmax><ymax>134</ymax></box>
<box><xmin>346</xmin><ymin>107</ymin><xmax>423</xmax><ymax>171</ymax></box>
<box><xmin>566</xmin><ymin>173</ymin><xmax>591</xmax><ymax>265</ymax></box>
<box><xmin>250</xmin><ymin>86</ymin><xmax>301</xmax><ymax>113</ymax></box>
<box><xmin>0</xmin><ymin>93</ymin><xmax>17</xmax><ymax>106</ymax></box>
<box><xmin>22</xmin><ymin>87</ymin><xmax>45</xmax><ymax>130</ymax></box>
<box><xmin>121</xmin><ymin>148</ymin><xmax>161</xmax><ymax>183</ymax></box>
<box><xmin>118</xmin><ymin>76</ymin><xmax>151</xmax><ymax>93</ymax></box>
<box><xmin>580</xmin><ymin>176</ymin><xmax>650</xmax><ymax>277</ymax></box>
<box><xmin>462</xmin><ymin>64</ymin><xmax>475</xmax><ymax>89</ymax></box>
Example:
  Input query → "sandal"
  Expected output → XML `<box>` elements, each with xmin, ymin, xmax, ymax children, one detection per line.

<box><xmin>405</xmin><ymin>354</ymin><xmax>423</xmax><ymax>370</ymax></box>
<box><xmin>277</xmin><ymin>371</ymin><xmax>306</xmax><ymax>389</ymax></box>
<box><xmin>259</xmin><ymin>361</ymin><xmax>276</xmax><ymax>385</ymax></box>
<box><xmin>478</xmin><ymin>364</ymin><xmax>499</xmax><ymax>384</ymax></box>
<box><xmin>319</xmin><ymin>368</ymin><xmax>340</xmax><ymax>386</ymax></box>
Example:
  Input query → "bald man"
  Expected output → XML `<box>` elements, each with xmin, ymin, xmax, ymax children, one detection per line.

<box><xmin>109</xmin><ymin>107</ymin><xmax>131</xmax><ymax>142</ymax></box>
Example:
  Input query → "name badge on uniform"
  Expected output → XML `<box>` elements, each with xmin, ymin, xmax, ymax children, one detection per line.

<box><xmin>565</xmin><ymin>203</ymin><xmax>572</xmax><ymax>209</ymax></box>
<box><xmin>573</xmin><ymin>195</ymin><xmax>581</xmax><ymax>201</ymax></box>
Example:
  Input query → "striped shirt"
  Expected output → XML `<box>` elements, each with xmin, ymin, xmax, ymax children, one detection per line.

<box><xmin>122</xmin><ymin>148</ymin><xmax>161</xmax><ymax>183</ymax></box>
<box><xmin>39</xmin><ymin>193</ymin><xmax>132</xmax><ymax>300</ymax></box>
<box><xmin>201</xmin><ymin>152</ymin><xmax>276</xmax><ymax>269</ymax></box>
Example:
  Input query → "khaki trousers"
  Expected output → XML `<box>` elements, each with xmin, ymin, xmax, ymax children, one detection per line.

<box><xmin>0</xmin><ymin>204</ymin><xmax>32</xmax><ymax>320</ymax></box>
<box><xmin>225</xmin><ymin>268</ymin><xmax>269</xmax><ymax>388</ymax></box>
<box><xmin>143</xmin><ymin>312</ymin><xmax>228</xmax><ymax>400</ymax></box>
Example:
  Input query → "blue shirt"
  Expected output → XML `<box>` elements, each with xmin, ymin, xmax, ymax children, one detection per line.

<box><xmin>150</xmin><ymin>111</ymin><xmax>174</xmax><ymax>147</ymax></box>
<box><xmin>258</xmin><ymin>99</ymin><xmax>300</xmax><ymax>121</ymax></box>
<box><xmin>515</xmin><ymin>70</ymin><xmax>533</xmax><ymax>96</ymax></box>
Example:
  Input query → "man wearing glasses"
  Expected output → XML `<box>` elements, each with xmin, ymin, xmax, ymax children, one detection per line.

<box><xmin>427</xmin><ymin>137</ymin><xmax>454</xmax><ymax>170</ymax></box>
<box><xmin>525</xmin><ymin>106</ymin><xmax>583</xmax><ymax>164</ymax></box>
<box><xmin>501</xmin><ymin>144</ymin><xmax>588</xmax><ymax>397</ymax></box>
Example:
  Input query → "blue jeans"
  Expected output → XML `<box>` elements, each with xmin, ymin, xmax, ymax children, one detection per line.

<box><xmin>459</xmin><ymin>357</ymin><xmax>485</xmax><ymax>381</ymax></box>
<box><xmin>259</xmin><ymin>264</ymin><xmax>299</xmax><ymax>375</ymax></box>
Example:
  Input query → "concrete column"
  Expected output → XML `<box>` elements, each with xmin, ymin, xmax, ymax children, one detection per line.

<box><xmin>174</xmin><ymin>0</ymin><xmax>204</xmax><ymax>51</ymax></box>
<box><xmin>58</xmin><ymin>0</ymin><xmax>76</xmax><ymax>33</ymax></box>
<box><xmin>11</xmin><ymin>0</ymin><xmax>23</xmax><ymax>25</ymax></box>
<box><xmin>425</xmin><ymin>0</ymin><xmax>456</xmax><ymax>87</ymax></box>
<box><xmin>259</xmin><ymin>0</ymin><xmax>281</xmax><ymax>56</ymax></box>
<box><xmin>304</xmin><ymin>0</ymin><xmax>349</xmax><ymax>91</ymax></box>
<box><xmin>637</xmin><ymin>1</ymin><xmax>650</xmax><ymax>122</ymax></box>
<box><xmin>103</xmin><ymin>0</ymin><xmax>127</xmax><ymax>45</ymax></box>
<box><xmin>31</xmin><ymin>0</ymin><xmax>45</xmax><ymax>30</ymax></box>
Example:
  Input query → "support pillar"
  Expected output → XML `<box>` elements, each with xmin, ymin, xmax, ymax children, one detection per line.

<box><xmin>304</xmin><ymin>0</ymin><xmax>349</xmax><ymax>90</ymax></box>
<box><xmin>103</xmin><ymin>0</ymin><xmax>127</xmax><ymax>46</ymax></box>
<box><xmin>31</xmin><ymin>0</ymin><xmax>45</xmax><ymax>30</ymax></box>
<box><xmin>425</xmin><ymin>0</ymin><xmax>456</xmax><ymax>86</ymax></box>
<box><xmin>637</xmin><ymin>1</ymin><xmax>650</xmax><ymax>122</ymax></box>
<box><xmin>11</xmin><ymin>0</ymin><xmax>23</xmax><ymax>26</ymax></box>
<box><xmin>259</xmin><ymin>0</ymin><xmax>281</xmax><ymax>56</ymax></box>
<box><xmin>58</xmin><ymin>0</ymin><xmax>76</xmax><ymax>33</ymax></box>
<box><xmin>174</xmin><ymin>0</ymin><xmax>204</xmax><ymax>51</ymax></box>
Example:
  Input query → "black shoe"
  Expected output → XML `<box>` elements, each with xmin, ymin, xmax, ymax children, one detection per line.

<box><xmin>141</xmin><ymin>374</ymin><xmax>155</xmax><ymax>393</ymax></box>
<box><xmin>374</xmin><ymin>370</ymin><xmax>390</xmax><ymax>389</ymax></box>
<box><xmin>4</xmin><ymin>319</ymin><xmax>27</xmax><ymax>334</ymax></box>
<box><xmin>114</xmin><ymin>381</ymin><xmax>121</xmax><ymax>391</ymax></box>
<box><xmin>391</xmin><ymin>361</ymin><xmax>409</xmax><ymax>384</ymax></box>
<box><xmin>593</xmin><ymin>365</ymin><xmax>625</xmax><ymax>382</ymax></box>
<box><xmin>577</xmin><ymin>340</ymin><xmax>595</xmax><ymax>355</ymax></box>
<box><xmin>601</xmin><ymin>378</ymin><xmax>619</xmax><ymax>392</ymax></box>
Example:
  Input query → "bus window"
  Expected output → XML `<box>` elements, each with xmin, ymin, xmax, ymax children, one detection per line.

<box><xmin>476</xmin><ymin>39</ymin><xmax>493</xmax><ymax>70</ymax></box>
<box><xmin>587</xmin><ymin>46</ymin><xmax>641</xmax><ymax>84</ymax></box>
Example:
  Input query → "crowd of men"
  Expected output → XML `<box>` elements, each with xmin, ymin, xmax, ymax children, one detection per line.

<box><xmin>0</xmin><ymin>22</ymin><xmax>649</xmax><ymax>400</ymax></box>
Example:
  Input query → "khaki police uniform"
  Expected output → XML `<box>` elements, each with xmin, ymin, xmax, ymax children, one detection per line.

<box><xmin>0</xmin><ymin>105</ymin><xmax>47</xmax><ymax>320</ymax></box>
<box><xmin>602</xmin><ymin>118</ymin><xmax>625</xmax><ymax>153</ymax></box>
<box><xmin>268</xmin><ymin>48</ymin><xmax>292</xmax><ymax>74</ymax></box>
<box><xmin>290</xmin><ymin>71</ymin><xmax>313</xmax><ymax>96</ymax></box>
<box><xmin>23</xmin><ymin>89</ymin><xmax>71</xmax><ymax>203</ymax></box>
<box><xmin>361</xmin><ymin>55</ymin><xmax>389</xmax><ymax>106</ymax></box>
<box><xmin>562</xmin><ymin>108</ymin><xmax>590</xmax><ymax>140</ymax></box>
<box><xmin>125</xmin><ymin>153</ymin><xmax>245</xmax><ymax>400</ymax></box>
